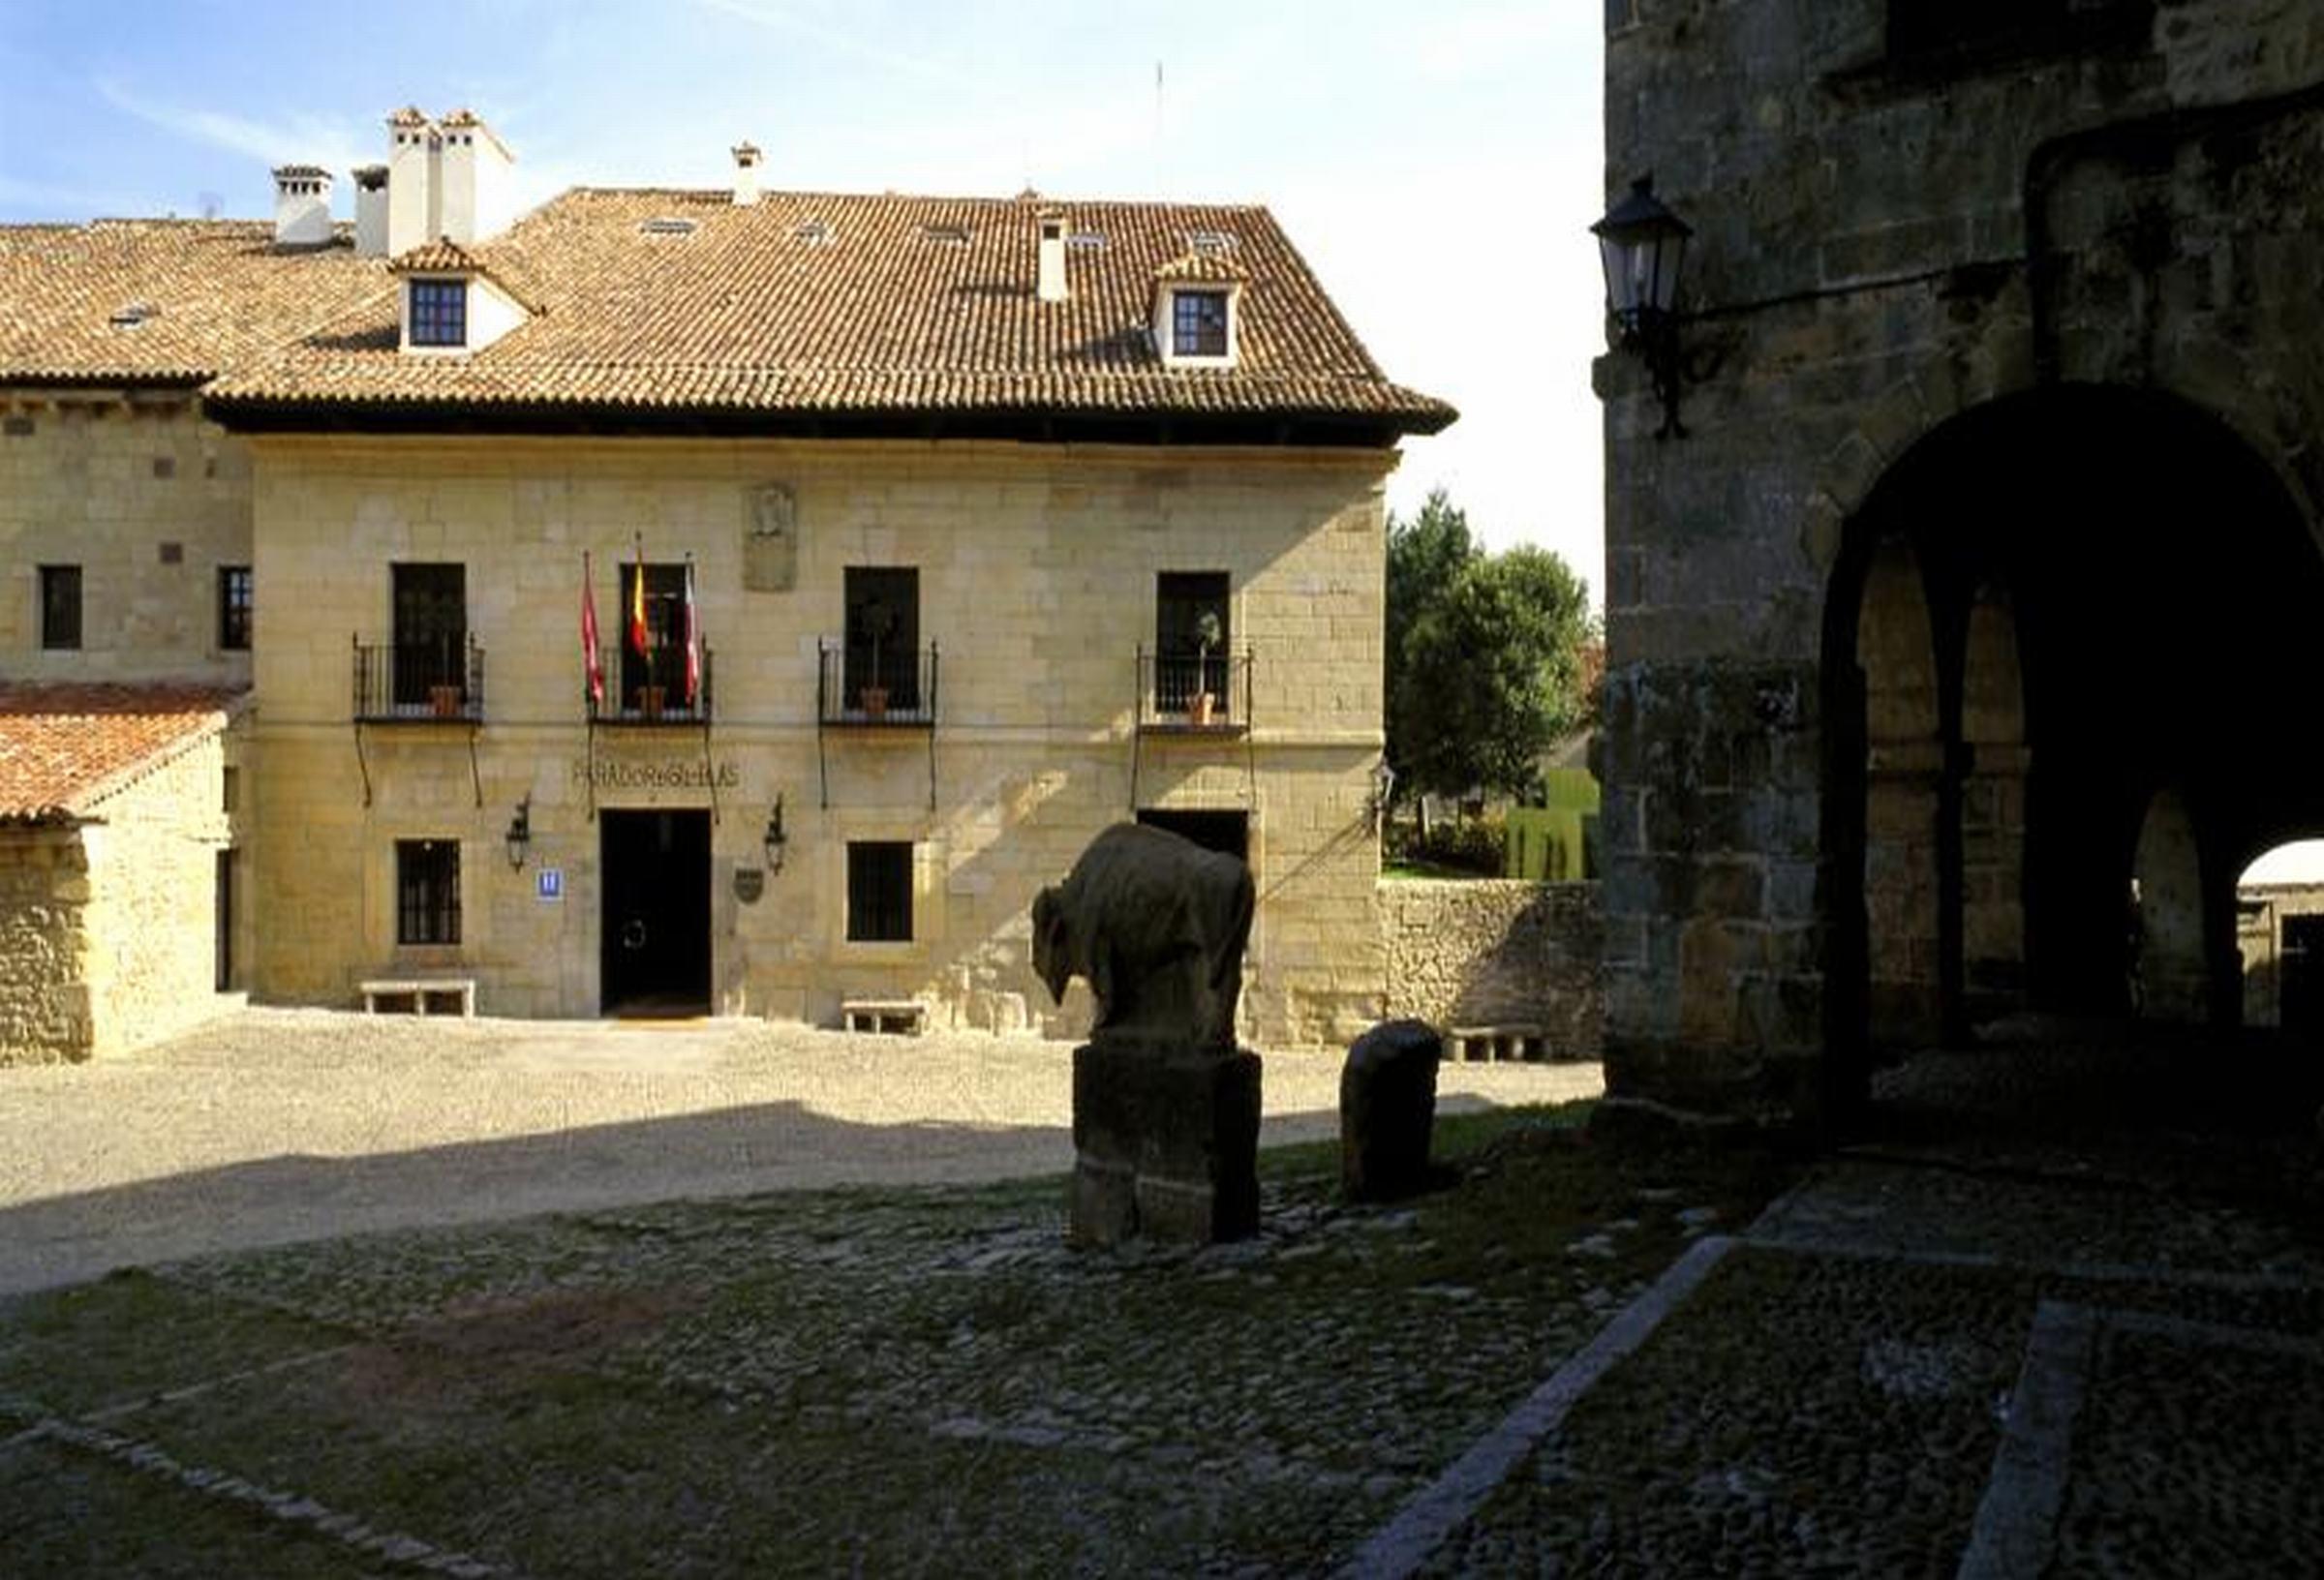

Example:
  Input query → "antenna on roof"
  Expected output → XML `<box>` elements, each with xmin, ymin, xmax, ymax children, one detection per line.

<box><xmin>198</xmin><ymin>191</ymin><xmax>223</xmax><ymax>221</ymax></box>
<box><xmin>1153</xmin><ymin>60</ymin><xmax>1165</xmax><ymax>198</ymax></box>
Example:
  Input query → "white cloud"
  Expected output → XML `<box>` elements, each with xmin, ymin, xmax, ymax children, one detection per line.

<box><xmin>93</xmin><ymin>76</ymin><xmax>373</xmax><ymax>181</ymax></box>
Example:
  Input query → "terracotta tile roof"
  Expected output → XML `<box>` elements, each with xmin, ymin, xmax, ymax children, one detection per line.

<box><xmin>1152</xmin><ymin>251</ymin><xmax>1252</xmax><ymax>285</ymax></box>
<box><xmin>0</xmin><ymin>684</ymin><xmax>241</xmax><ymax>825</ymax></box>
<box><xmin>387</xmin><ymin>238</ymin><xmax>484</xmax><ymax>274</ymax></box>
<box><xmin>0</xmin><ymin>220</ymin><xmax>391</xmax><ymax>385</ymax></box>
<box><xmin>205</xmin><ymin>188</ymin><xmax>1454</xmax><ymax>432</ymax></box>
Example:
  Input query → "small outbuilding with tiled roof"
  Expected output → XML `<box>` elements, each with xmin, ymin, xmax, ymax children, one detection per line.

<box><xmin>0</xmin><ymin>684</ymin><xmax>244</xmax><ymax>1063</ymax></box>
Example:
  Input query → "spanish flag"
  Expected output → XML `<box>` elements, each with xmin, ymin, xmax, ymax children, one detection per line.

<box><xmin>627</xmin><ymin>534</ymin><xmax>649</xmax><ymax>656</ymax></box>
<box><xmin>581</xmin><ymin>551</ymin><xmax>603</xmax><ymax>708</ymax></box>
<box><xmin>682</xmin><ymin>556</ymin><xmax>702</xmax><ymax>706</ymax></box>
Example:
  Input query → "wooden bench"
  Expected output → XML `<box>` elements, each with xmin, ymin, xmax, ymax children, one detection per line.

<box><xmin>360</xmin><ymin>978</ymin><xmax>476</xmax><ymax>1017</ymax></box>
<box><xmin>1447</xmin><ymin>1023</ymin><xmax>1545</xmax><ymax>1063</ymax></box>
<box><xmin>842</xmin><ymin>998</ymin><xmax>926</xmax><ymax>1036</ymax></box>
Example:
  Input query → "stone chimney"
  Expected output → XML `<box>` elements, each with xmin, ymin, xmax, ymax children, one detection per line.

<box><xmin>352</xmin><ymin>165</ymin><xmax>389</xmax><ymax>258</ymax></box>
<box><xmin>271</xmin><ymin>165</ymin><xmax>334</xmax><ymax>247</ymax></box>
<box><xmin>1036</xmin><ymin>207</ymin><xmax>1068</xmax><ymax>303</ymax></box>
<box><xmin>385</xmin><ymin>106</ymin><xmax>438</xmax><ymax>258</ymax></box>
<box><xmin>732</xmin><ymin>141</ymin><xmax>762</xmax><ymax>206</ymax></box>
<box><xmin>435</xmin><ymin>108</ymin><xmax>515</xmax><ymax>245</ymax></box>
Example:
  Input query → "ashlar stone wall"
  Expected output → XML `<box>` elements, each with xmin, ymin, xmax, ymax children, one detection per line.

<box><xmin>0</xmin><ymin>389</ymin><xmax>255</xmax><ymax>684</ymax></box>
<box><xmin>1380</xmin><ymin>880</ymin><xmax>1602</xmax><ymax>1058</ymax></box>
<box><xmin>247</xmin><ymin>435</ymin><xmax>1393</xmax><ymax>1048</ymax></box>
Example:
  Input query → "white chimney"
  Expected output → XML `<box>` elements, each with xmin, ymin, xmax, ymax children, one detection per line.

<box><xmin>435</xmin><ymin>108</ymin><xmax>515</xmax><ymax>245</ymax></box>
<box><xmin>352</xmin><ymin>165</ymin><xmax>389</xmax><ymax>258</ymax></box>
<box><xmin>732</xmin><ymin>141</ymin><xmax>762</xmax><ymax>206</ymax></box>
<box><xmin>271</xmin><ymin>165</ymin><xmax>334</xmax><ymax>247</ymax></box>
<box><xmin>1036</xmin><ymin>208</ymin><xmax>1068</xmax><ymax>303</ymax></box>
<box><xmin>385</xmin><ymin>106</ymin><xmax>439</xmax><ymax>257</ymax></box>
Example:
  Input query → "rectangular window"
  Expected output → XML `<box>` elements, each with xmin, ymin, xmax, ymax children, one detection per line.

<box><xmin>39</xmin><ymin>564</ymin><xmax>81</xmax><ymax>650</ymax></box>
<box><xmin>390</xmin><ymin>562</ymin><xmax>466</xmax><ymax>708</ymax></box>
<box><xmin>408</xmin><ymin>278</ymin><xmax>468</xmax><ymax>348</ymax></box>
<box><xmin>843</xmin><ymin>566</ymin><xmax>920</xmax><ymax>711</ymax></box>
<box><xmin>846</xmin><ymin>841</ymin><xmax>913</xmax><ymax>943</ymax></box>
<box><xmin>218</xmin><ymin>564</ymin><xmax>252</xmax><ymax>651</ymax></box>
<box><xmin>395</xmin><ymin>838</ymin><xmax>461</xmax><ymax>946</ymax></box>
<box><xmin>1172</xmin><ymin>289</ymin><xmax>1228</xmax><ymax>357</ymax></box>
<box><xmin>618</xmin><ymin>562</ymin><xmax>691</xmax><ymax>711</ymax></box>
<box><xmin>1156</xmin><ymin>571</ymin><xmax>1230</xmax><ymax>714</ymax></box>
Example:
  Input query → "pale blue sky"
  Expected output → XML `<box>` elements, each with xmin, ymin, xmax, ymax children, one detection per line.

<box><xmin>0</xmin><ymin>1</ymin><xmax>1605</xmax><ymax>590</ymax></box>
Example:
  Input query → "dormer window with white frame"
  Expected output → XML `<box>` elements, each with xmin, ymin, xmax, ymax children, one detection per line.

<box><xmin>1150</xmin><ymin>252</ymin><xmax>1248</xmax><ymax>369</ymax></box>
<box><xmin>389</xmin><ymin>238</ymin><xmax>531</xmax><ymax>355</ymax></box>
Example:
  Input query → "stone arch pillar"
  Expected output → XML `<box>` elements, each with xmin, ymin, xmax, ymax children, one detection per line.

<box><xmin>1857</xmin><ymin>537</ymin><xmax>1943</xmax><ymax>1048</ymax></box>
<box><xmin>2132</xmin><ymin>787</ymin><xmax>2210</xmax><ymax>1023</ymax></box>
<box><xmin>1958</xmin><ymin>585</ymin><xmax>2028</xmax><ymax>1020</ymax></box>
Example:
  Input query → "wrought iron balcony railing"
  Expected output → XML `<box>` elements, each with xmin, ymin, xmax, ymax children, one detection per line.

<box><xmin>588</xmin><ymin>646</ymin><xmax>714</xmax><ymax>725</ymax></box>
<box><xmin>818</xmin><ymin>642</ymin><xmax>938</xmax><ymax>726</ymax></box>
<box><xmin>1137</xmin><ymin>648</ymin><xmax>1251</xmax><ymax>731</ymax></box>
<box><xmin>352</xmin><ymin>637</ymin><xmax>484</xmax><ymax>722</ymax></box>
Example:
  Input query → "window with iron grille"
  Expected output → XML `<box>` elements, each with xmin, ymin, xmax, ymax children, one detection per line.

<box><xmin>1171</xmin><ymin>289</ymin><xmax>1229</xmax><ymax>357</ymax></box>
<box><xmin>1156</xmin><ymin>571</ymin><xmax>1230</xmax><ymax>713</ymax></box>
<box><xmin>218</xmin><ymin>564</ymin><xmax>252</xmax><ymax>651</ymax></box>
<box><xmin>408</xmin><ymin>279</ymin><xmax>468</xmax><ymax>347</ymax></box>
<box><xmin>846</xmin><ymin>841</ymin><xmax>912</xmax><ymax>942</ymax></box>
<box><xmin>618</xmin><ymin>562</ymin><xmax>692</xmax><ymax>708</ymax></box>
<box><xmin>843</xmin><ymin>566</ymin><xmax>920</xmax><ymax>710</ymax></box>
<box><xmin>40</xmin><ymin>564</ymin><xmax>80</xmax><ymax>650</ymax></box>
<box><xmin>391</xmin><ymin>562</ymin><xmax>466</xmax><ymax>707</ymax></box>
<box><xmin>395</xmin><ymin>838</ymin><xmax>461</xmax><ymax>946</ymax></box>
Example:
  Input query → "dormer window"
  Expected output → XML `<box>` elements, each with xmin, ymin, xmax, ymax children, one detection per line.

<box><xmin>390</xmin><ymin>238</ymin><xmax>531</xmax><ymax>355</ymax></box>
<box><xmin>1172</xmin><ymin>290</ymin><xmax>1229</xmax><ymax>358</ymax></box>
<box><xmin>408</xmin><ymin>279</ymin><xmax>468</xmax><ymax>348</ymax></box>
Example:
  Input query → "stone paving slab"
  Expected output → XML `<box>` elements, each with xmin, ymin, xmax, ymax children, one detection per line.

<box><xmin>0</xmin><ymin>1008</ymin><xmax>1599</xmax><ymax>1295</ymax></box>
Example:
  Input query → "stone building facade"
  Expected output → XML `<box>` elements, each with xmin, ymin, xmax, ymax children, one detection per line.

<box><xmin>1601</xmin><ymin>3</ymin><xmax>2324</xmax><ymax>1127</ymax></box>
<box><xmin>2</xmin><ymin>111</ymin><xmax>1450</xmax><ymax>1049</ymax></box>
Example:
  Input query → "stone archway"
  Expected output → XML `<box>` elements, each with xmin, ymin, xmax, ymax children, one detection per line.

<box><xmin>1821</xmin><ymin>385</ymin><xmax>2324</xmax><ymax>1109</ymax></box>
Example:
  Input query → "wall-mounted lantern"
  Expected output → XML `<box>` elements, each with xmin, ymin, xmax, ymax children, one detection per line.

<box><xmin>763</xmin><ymin>793</ymin><xmax>787</xmax><ymax>874</ymax></box>
<box><xmin>505</xmin><ymin>794</ymin><xmax>532</xmax><ymax>870</ymax></box>
<box><xmin>1592</xmin><ymin>175</ymin><xmax>1696</xmax><ymax>440</ymax></box>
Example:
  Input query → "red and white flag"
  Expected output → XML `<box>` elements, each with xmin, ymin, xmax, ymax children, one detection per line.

<box><xmin>581</xmin><ymin>550</ymin><xmax>604</xmax><ymax>708</ymax></box>
<box><xmin>682</xmin><ymin>557</ymin><xmax>703</xmax><ymax>706</ymax></box>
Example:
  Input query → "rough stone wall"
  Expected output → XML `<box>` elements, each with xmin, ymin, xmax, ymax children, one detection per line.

<box><xmin>247</xmin><ymin>436</ymin><xmax>1392</xmax><ymax>1048</ymax></box>
<box><xmin>1601</xmin><ymin>0</ymin><xmax>2324</xmax><ymax>1124</ymax></box>
<box><xmin>1380</xmin><ymin>880</ymin><xmax>1602</xmax><ymax>1058</ymax></box>
<box><xmin>0</xmin><ymin>389</ymin><xmax>255</xmax><ymax>684</ymax></box>
<box><xmin>79</xmin><ymin>726</ymin><xmax>234</xmax><ymax>1056</ymax></box>
<box><xmin>0</xmin><ymin>828</ymin><xmax>94</xmax><ymax>1063</ymax></box>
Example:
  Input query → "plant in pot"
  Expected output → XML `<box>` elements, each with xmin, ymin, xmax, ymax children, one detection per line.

<box><xmin>858</xmin><ymin>600</ymin><xmax>894</xmax><ymax>718</ymax></box>
<box><xmin>1190</xmin><ymin>609</ymin><xmax>1223</xmax><ymax>725</ymax></box>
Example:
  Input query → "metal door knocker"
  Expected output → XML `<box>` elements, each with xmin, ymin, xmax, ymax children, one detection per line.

<box><xmin>621</xmin><ymin>919</ymin><xmax>648</xmax><ymax>951</ymax></box>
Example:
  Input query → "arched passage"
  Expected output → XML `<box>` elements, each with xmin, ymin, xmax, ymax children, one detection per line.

<box><xmin>1821</xmin><ymin>385</ymin><xmax>2324</xmax><ymax>1111</ymax></box>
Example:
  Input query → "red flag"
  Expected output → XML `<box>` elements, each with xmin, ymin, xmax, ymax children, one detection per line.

<box><xmin>581</xmin><ymin>551</ymin><xmax>604</xmax><ymax>708</ymax></box>
<box><xmin>627</xmin><ymin>535</ymin><xmax>649</xmax><ymax>657</ymax></box>
<box><xmin>682</xmin><ymin>557</ymin><xmax>702</xmax><ymax>706</ymax></box>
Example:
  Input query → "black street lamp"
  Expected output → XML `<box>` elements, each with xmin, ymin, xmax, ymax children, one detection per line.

<box><xmin>1592</xmin><ymin>175</ymin><xmax>1695</xmax><ymax>439</ymax></box>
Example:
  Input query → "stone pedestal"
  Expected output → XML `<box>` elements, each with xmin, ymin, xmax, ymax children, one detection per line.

<box><xmin>1340</xmin><ymin>1018</ymin><xmax>1442</xmax><ymax>1202</ymax></box>
<box><xmin>1070</xmin><ymin>1039</ymin><xmax>1261</xmax><ymax>1247</ymax></box>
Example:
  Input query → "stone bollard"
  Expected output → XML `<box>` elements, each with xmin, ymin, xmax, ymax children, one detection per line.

<box><xmin>1070</xmin><ymin>1038</ymin><xmax>1261</xmax><ymax>1247</ymax></box>
<box><xmin>1340</xmin><ymin>1018</ymin><xmax>1443</xmax><ymax>1202</ymax></box>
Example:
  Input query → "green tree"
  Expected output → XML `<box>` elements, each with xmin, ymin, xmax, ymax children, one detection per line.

<box><xmin>1386</xmin><ymin>491</ymin><xmax>1594</xmax><ymax>808</ymax></box>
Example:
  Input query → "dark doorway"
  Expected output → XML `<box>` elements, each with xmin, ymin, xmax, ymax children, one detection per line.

<box><xmin>214</xmin><ymin>849</ymin><xmax>234</xmax><ymax>991</ymax></box>
<box><xmin>600</xmin><ymin>809</ymin><xmax>712</xmax><ymax>1017</ymax></box>
<box><xmin>1137</xmin><ymin>807</ymin><xmax>1249</xmax><ymax>863</ymax></box>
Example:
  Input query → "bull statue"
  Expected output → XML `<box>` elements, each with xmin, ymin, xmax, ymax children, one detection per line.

<box><xmin>1031</xmin><ymin>823</ymin><xmax>1255</xmax><ymax>1052</ymax></box>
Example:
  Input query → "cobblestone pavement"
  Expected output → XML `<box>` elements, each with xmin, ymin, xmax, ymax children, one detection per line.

<box><xmin>3</xmin><ymin>1023</ymin><xmax>2318</xmax><ymax>1575</ymax></box>
<box><xmin>0</xmin><ymin>1007</ymin><xmax>1601</xmax><ymax>1295</ymax></box>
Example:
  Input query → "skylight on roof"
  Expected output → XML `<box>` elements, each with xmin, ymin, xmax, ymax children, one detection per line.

<box><xmin>1068</xmin><ymin>230</ymin><xmax>1108</xmax><ymax>251</ymax></box>
<box><xmin>1186</xmin><ymin>229</ymin><xmax>1237</xmax><ymax>255</ymax></box>
<box><xmin>792</xmin><ymin>219</ymin><xmax>832</xmax><ymax>244</ymax></box>
<box><xmin>109</xmin><ymin>301</ymin><xmax>159</xmax><ymax>328</ymax></box>
<box><xmin>920</xmin><ymin>223</ymin><xmax>970</xmax><ymax>246</ymax></box>
<box><xmin>639</xmin><ymin>217</ymin><xmax>698</xmax><ymax>236</ymax></box>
